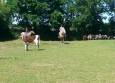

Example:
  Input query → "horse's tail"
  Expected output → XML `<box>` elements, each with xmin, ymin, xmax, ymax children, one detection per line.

<box><xmin>38</xmin><ymin>35</ymin><xmax>40</xmax><ymax>44</ymax></box>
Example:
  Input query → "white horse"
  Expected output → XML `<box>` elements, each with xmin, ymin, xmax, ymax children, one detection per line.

<box><xmin>20</xmin><ymin>31</ymin><xmax>40</xmax><ymax>51</ymax></box>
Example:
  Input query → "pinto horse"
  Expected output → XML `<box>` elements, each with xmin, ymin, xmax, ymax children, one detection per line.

<box><xmin>20</xmin><ymin>31</ymin><xmax>40</xmax><ymax>51</ymax></box>
<box><xmin>59</xmin><ymin>30</ymin><xmax>66</xmax><ymax>43</ymax></box>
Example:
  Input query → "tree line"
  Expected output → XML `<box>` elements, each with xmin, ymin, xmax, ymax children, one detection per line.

<box><xmin>0</xmin><ymin>0</ymin><xmax>115</xmax><ymax>40</ymax></box>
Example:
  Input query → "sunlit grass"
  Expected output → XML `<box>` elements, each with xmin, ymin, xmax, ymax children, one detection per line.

<box><xmin>0</xmin><ymin>39</ymin><xmax>115</xmax><ymax>83</ymax></box>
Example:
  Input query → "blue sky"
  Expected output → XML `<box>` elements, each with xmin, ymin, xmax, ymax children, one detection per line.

<box><xmin>102</xmin><ymin>13</ymin><xmax>111</xmax><ymax>23</ymax></box>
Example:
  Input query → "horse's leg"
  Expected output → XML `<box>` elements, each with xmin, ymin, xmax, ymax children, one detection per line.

<box><xmin>63</xmin><ymin>37</ymin><xmax>64</xmax><ymax>43</ymax></box>
<box><xmin>60</xmin><ymin>37</ymin><xmax>64</xmax><ymax>44</ymax></box>
<box><xmin>64</xmin><ymin>34</ymin><xmax>66</xmax><ymax>43</ymax></box>
<box><xmin>60</xmin><ymin>38</ymin><xmax>63</xmax><ymax>43</ymax></box>
<box><xmin>36</xmin><ymin>40</ymin><xmax>39</xmax><ymax>50</ymax></box>
<box><xmin>37</xmin><ymin>45</ymin><xmax>39</xmax><ymax>50</ymax></box>
<box><xmin>34</xmin><ymin>35</ymin><xmax>40</xmax><ymax>50</ymax></box>
<box><xmin>34</xmin><ymin>39</ymin><xmax>39</xmax><ymax>50</ymax></box>
<box><xmin>24</xmin><ymin>42</ymin><xmax>28</xmax><ymax>51</ymax></box>
<box><xmin>64</xmin><ymin>37</ymin><xmax>66</xmax><ymax>43</ymax></box>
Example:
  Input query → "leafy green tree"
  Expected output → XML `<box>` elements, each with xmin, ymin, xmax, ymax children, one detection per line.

<box><xmin>48</xmin><ymin>0</ymin><xmax>66</xmax><ymax>28</ymax></box>
<box><xmin>7</xmin><ymin>0</ymin><xmax>67</xmax><ymax>30</ymax></box>
<box><xmin>0</xmin><ymin>0</ymin><xmax>13</xmax><ymax>40</ymax></box>
<box><xmin>103</xmin><ymin>0</ymin><xmax>115</xmax><ymax>36</ymax></box>
<box><xmin>7</xmin><ymin>0</ymin><xmax>113</xmax><ymax>40</ymax></box>
<box><xmin>64</xmin><ymin>0</ymin><xmax>76</xmax><ymax>30</ymax></box>
<box><xmin>72</xmin><ymin>0</ymin><xmax>104</xmax><ymax>36</ymax></box>
<box><xmin>0</xmin><ymin>1</ymin><xmax>11</xmax><ymax>29</ymax></box>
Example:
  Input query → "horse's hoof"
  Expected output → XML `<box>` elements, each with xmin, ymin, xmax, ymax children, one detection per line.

<box><xmin>61</xmin><ymin>42</ymin><xmax>62</xmax><ymax>43</ymax></box>
<box><xmin>25</xmin><ymin>49</ymin><xmax>28</xmax><ymax>51</ymax></box>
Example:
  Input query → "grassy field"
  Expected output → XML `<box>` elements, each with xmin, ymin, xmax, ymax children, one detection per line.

<box><xmin>0</xmin><ymin>39</ymin><xmax>115</xmax><ymax>83</ymax></box>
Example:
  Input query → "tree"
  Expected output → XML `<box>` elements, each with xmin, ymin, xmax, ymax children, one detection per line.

<box><xmin>7</xmin><ymin>0</ymin><xmax>67</xmax><ymax>30</ymax></box>
<box><xmin>67</xmin><ymin>0</ymin><xmax>105</xmax><ymax>39</ymax></box>
<box><xmin>0</xmin><ymin>1</ymin><xmax>11</xmax><ymax>29</ymax></box>
<box><xmin>103</xmin><ymin>0</ymin><xmax>115</xmax><ymax>36</ymax></box>
<box><xmin>0</xmin><ymin>0</ymin><xmax>13</xmax><ymax>40</ymax></box>
<box><xmin>7</xmin><ymin>0</ymin><xmax>113</xmax><ymax>40</ymax></box>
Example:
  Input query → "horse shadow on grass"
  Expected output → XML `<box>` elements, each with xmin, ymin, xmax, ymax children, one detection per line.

<box><xmin>26</xmin><ymin>49</ymin><xmax>45</xmax><ymax>51</ymax></box>
<box><xmin>38</xmin><ymin>49</ymin><xmax>45</xmax><ymax>51</ymax></box>
<box><xmin>64</xmin><ymin>42</ymin><xmax>70</xmax><ymax>44</ymax></box>
<box><xmin>59</xmin><ymin>41</ymin><xmax>70</xmax><ymax>44</ymax></box>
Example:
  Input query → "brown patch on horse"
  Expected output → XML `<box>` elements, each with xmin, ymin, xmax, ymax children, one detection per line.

<box><xmin>22</xmin><ymin>35</ymin><xmax>36</xmax><ymax>43</ymax></box>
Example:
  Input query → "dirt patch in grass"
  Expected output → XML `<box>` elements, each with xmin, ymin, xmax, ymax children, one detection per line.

<box><xmin>32</xmin><ymin>62</ymin><xmax>53</xmax><ymax>67</ymax></box>
<box><xmin>0</xmin><ymin>57</ymin><xmax>12</xmax><ymax>60</ymax></box>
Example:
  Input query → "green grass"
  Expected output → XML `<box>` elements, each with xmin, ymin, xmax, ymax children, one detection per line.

<box><xmin>1</xmin><ymin>39</ymin><xmax>115</xmax><ymax>83</ymax></box>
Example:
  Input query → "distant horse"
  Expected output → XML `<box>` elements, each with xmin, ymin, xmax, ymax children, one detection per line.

<box><xmin>95</xmin><ymin>34</ymin><xmax>102</xmax><ymax>40</ymax></box>
<box><xmin>83</xmin><ymin>35</ymin><xmax>87</xmax><ymax>40</ymax></box>
<box><xmin>20</xmin><ymin>31</ymin><xmax>40</xmax><ymax>51</ymax></box>
<box><xmin>59</xmin><ymin>30</ymin><xmax>66</xmax><ymax>43</ymax></box>
<box><xmin>87</xmin><ymin>34</ymin><xmax>92</xmax><ymax>40</ymax></box>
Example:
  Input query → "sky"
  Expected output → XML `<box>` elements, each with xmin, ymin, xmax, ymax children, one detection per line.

<box><xmin>102</xmin><ymin>13</ymin><xmax>111</xmax><ymax>23</ymax></box>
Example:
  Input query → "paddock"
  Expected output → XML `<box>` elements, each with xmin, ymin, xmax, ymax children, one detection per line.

<box><xmin>1</xmin><ymin>40</ymin><xmax>115</xmax><ymax>83</ymax></box>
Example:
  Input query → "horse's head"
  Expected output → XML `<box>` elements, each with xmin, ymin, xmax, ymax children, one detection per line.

<box><xmin>20</xmin><ymin>32</ymin><xmax>25</xmax><ymax>39</ymax></box>
<box><xmin>29</xmin><ymin>31</ymin><xmax>35</xmax><ymax>35</ymax></box>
